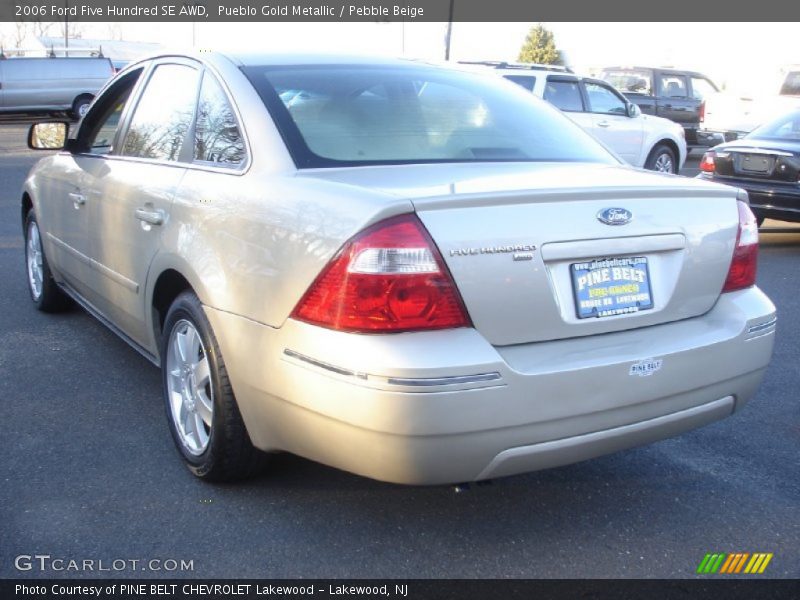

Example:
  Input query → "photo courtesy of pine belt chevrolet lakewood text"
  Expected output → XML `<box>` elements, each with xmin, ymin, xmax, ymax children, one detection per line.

<box><xmin>22</xmin><ymin>52</ymin><xmax>776</xmax><ymax>484</ymax></box>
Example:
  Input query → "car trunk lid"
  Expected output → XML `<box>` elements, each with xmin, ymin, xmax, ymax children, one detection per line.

<box><xmin>298</xmin><ymin>162</ymin><xmax>739</xmax><ymax>345</ymax></box>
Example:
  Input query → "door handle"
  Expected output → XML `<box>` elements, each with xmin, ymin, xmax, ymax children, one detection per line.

<box><xmin>135</xmin><ymin>207</ymin><xmax>165</xmax><ymax>226</ymax></box>
<box><xmin>597</xmin><ymin>120</ymin><xmax>610</xmax><ymax>128</ymax></box>
<box><xmin>68</xmin><ymin>192</ymin><xmax>86</xmax><ymax>208</ymax></box>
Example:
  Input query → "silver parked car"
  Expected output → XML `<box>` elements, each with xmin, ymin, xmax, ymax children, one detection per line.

<box><xmin>1</xmin><ymin>56</ymin><xmax>113</xmax><ymax>118</ymax></box>
<box><xmin>23</xmin><ymin>52</ymin><xmax>776</xmax><ymax>484</ymax></box>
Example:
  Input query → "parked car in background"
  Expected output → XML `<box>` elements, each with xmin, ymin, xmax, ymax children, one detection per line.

<box><xmin>698</xmin><ymin>108</ymin><xmax>800</xmax><ymax>226</ymax></box>
<box><xmin>0</xmin><ymin>56</ymin><xmax>113</xmax><ymax>118</ymax></box>
<box><xmin>22</xmin><ymin>52</ymin><xmax>774</xmax><ymax>485</ymax></box>
<box><xmin>700</xmin><ymin>66</ymin><xmax>800</xmax><ymax>143</ymax></box>
<box><xmin>464</xmin><ymin>62</ymin><xmax>686</xmax><ymax>173</ymax></box>
<box><xmin>600</xmin><ymin>66</ymin><xmax>719</xmax><ymax>147</ymax></box>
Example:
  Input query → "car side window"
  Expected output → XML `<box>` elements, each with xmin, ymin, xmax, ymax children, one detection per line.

<box><xmin>690</xmin><ymin>77</ymin><xmax>717</xmax><ymax>101</ymax></box>
<box><xmin>193</xmin><ymin>72</ymin><xmax>246</xmax><ymax>166</ymax></box>
<box><xmin>79</xmin><ymin>68</ymin><xmax>143</xmax><ymax>156</ymax></box>
<box><xmin>121</xmin><ymin>63</ymin><xmax>200</xmax><ymax>162</ymax></box>
<box><xmin>658</xmin><ymin>74</ymin><xmax>689</xmax><ymax>98</ymax></box>
<box><xmin>584</xmin><ymin>82</ymin><xmax>627</xmax><ymax>115</ymax></box>
<box><xmin>543</xmin><ymin>80</ymin><xmax>584</xmax><ymax>112</ymax></box>
<box><xmin>503</xmin><ymin>75</ymin><xmax>536</xmax><ymax>93</ymax></box>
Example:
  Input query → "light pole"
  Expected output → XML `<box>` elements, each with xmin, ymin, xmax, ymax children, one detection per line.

<box><xmin>64</xmin><ymin>0</ymin><xmax>69</xmax><ymax>56</ymax></box>
<box><xmin>444</xmin><ymin>0</ymin><xmax>454</xmax><ymax>60</ymax></box>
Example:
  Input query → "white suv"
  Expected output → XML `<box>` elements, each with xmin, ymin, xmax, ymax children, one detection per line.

<box><xmin>462</xmin><ymin>62</ymin><xmax>687</xmax><ymax>173</ymax></box>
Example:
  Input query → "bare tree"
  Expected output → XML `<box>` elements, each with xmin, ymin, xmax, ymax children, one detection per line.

<box><xmin>106</xmin><ymin>24</ymin><xmax>123</xmax><ymax>41</ymax></box>
<box><xmin>12</xmin><ymin>21</ymin><xmax>28</xmax><ymax>50</ymax></box>
<box><xmin>57</xmin><ymin>22</ymin><xmax>84</xmax><ymax>40</ymax></box>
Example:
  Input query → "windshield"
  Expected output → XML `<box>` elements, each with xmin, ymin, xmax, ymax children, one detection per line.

<box><xmin>243</xmin><ymin>64</ymin><xmax>618</xmax><ymax>168</ymax></box>
<box><xmin>749</xmin><ymin>110</ymin><xmax>800</xmax><ymax>140</ymax></box>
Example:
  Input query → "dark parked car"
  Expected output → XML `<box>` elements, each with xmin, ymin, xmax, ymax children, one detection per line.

<box><xmin>600</xmin><ymin>66</ymin><xmax>719</xmax><ymax>147</ymax></box>
<box><xmin>697</xmin><ymin>108</ymin><xmax>800</xmax><ymax>225</ymax></box>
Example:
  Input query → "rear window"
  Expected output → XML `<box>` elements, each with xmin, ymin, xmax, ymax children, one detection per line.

<box><xmin>601</xmin><ymin>69</ymin><xmax>651</xmax><ymax>95</ymax></box>
<box><xmin>749</xmin><ymin>110</ymin><xmax>800</xmax><ymax>140</ymax></box>
<box><xmin>780</xmin><ymin>72</ymin><xmax>800</xmax><ymax>96</ymax></box>
<box><xmin>503</xmin><ymin>74</ymin><xmax>537</xmax><ymax>92</ymax></box>
<box><xmin>243</xmin><ymin>64</ymin><xmax>616</xmax><ymax>168</ymax></box>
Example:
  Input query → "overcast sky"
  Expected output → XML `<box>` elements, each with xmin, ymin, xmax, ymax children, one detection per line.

<box><xmin>3</xmin><ymin>21</ymin><xmax>798</xmax><ymax>93</ymax></box>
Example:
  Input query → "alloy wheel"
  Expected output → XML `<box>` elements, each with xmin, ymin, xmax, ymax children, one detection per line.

<box><xmin>166</xmin><ymin>319</ymin><xmax>214</xmax><ymax>455</ymax></box>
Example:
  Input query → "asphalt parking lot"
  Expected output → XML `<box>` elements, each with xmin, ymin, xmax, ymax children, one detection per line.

<box><xmin>1</xmin><ymin>124</ymin><xmax>798</xmax><ymax>579</ymax></box>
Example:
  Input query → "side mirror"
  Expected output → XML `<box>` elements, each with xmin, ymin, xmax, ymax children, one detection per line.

<box><xmin>627</xmin><ymin>103</ymin><xmax>641</xmax><ymax>118</ymax></box>
<box><xmin>28</xmin><ymin>122</ymin><xmax>69</xmax><ymax>150</ymax></box>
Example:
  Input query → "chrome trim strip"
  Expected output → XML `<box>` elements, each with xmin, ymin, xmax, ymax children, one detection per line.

<box><xmin>47</xmin><ymin>233</ymin><xmax>139</xmax><ymax>293</ymax></box>
<box><xmin>747</xmin><ymin>316</ymin><xmax>777</xmax><ymax>334</ymax></box>
<box><xmin>283</xmin><ymin>349</ymin><xmax>502</xmax><ymax>388</ymax></box>
<box><xmin>283</xmin><ymin>349</ymin><xmax>367</xmax><ymax>380</ymax></box>
<box><xmin>385</xmin><ymin>373</ymin><xmax>502</xmax><ymax>387</ymax></box>
<box><xmin>57</xmin><ymin>281</ymin><xmax>159</xmax><ymax>366</ymax></box>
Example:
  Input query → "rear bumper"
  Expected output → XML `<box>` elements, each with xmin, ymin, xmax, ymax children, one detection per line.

<box><xmin>206</xmin><ymin>288</ymin><xmax>776</xmax><ymax>485</ymax></box>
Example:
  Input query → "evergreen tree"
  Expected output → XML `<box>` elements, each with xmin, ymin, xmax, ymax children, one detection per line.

<box><xmin>518</xmin><ymin>24</ymin><xmax>563</xmax><ymax>65</ymax></box>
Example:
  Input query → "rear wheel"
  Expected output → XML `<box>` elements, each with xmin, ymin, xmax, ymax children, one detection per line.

<box><xmin>71</xmin><ymin>94</ymin><xmax>93</xmax><ymax>120</ymax></box>
<box><xmin>161</xmin><ymin>290</ymin><xmax>264</xmax><ymax>481</ymax></box>
<box><xmin>24</xmin><ymin>210</ymin><xmax>71</xmax><ymax>312</ymax></box>
<box><xmin>645</xmin><ymin>144</ymin><xmax>677</xmax><ymax>174</ymax></box>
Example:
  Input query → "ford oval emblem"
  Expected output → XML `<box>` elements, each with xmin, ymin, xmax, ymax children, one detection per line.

<box><xmin>597</xmin><ymin>207</ymin><xmax>633</xmax><ymax>226</ymax></box>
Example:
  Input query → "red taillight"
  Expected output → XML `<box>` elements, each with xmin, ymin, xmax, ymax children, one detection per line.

<box><xmin>292</xmin><ymin>214</ymin><xmax>471</xmax><ymax>333</ymax></box>
<box><xmin>722</xmin><ymin>201</ymin><xmax>759</xmax><ymax>293</ymax></box>
<box><xmin>699</xmin><ymin>101</ymin><xmax>705</xmax><ymax>123</ymax></box>
<box><xmin>700</xmin><ymin>151</ymin><xmax>716</xmax><ymax>173</ymax></box>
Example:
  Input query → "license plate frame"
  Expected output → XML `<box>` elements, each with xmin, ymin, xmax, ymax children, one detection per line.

<box><xmin>570</xmin><ymin>256</ymin><xmax>654</xmax><ymax>319</ymax></box>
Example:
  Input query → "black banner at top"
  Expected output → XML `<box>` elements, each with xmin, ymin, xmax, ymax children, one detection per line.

<box><xmin>5</xmin><ymin>0</ymin><xmax>800</xmax><ymax>22</ymax></box>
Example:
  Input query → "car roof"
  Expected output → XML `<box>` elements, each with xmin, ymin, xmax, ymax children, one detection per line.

<box><xmin>119</xmin><ymin>50</ymin><xmax>458</xmax><ymax>74</ymax></box>
<box><xmin>601</xmin><ymin>66</ymin><xmax>710</xmax><ymax>78</ymax></box>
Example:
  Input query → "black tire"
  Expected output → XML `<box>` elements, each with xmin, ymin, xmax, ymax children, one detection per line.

<box><xmin>644</xmin><ymin>143</ymin><xmax>678</xmax><ymax>174</ymax></box>
<box><xmin>71</xmin><ymin>94</ymin><xmax>93</xmax><ymax>120</ymax></box>
<box><xmin>24</xmin><ymin>210</ymin><xmax>71</xmax><ymax>312</ymax></box>
<box><xmin>161</xmin><ymin>290</ymin><xmax>263</xmax><ymax>481</ymax></box>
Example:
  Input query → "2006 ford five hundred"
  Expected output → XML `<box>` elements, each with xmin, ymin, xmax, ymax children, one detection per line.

<box><xmin>22</xmin><ymin>52</ymin><xmax>776</xmax><ymax>484</ymax></box>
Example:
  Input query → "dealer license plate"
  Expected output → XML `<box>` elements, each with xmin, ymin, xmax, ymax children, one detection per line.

<box><xmin>571</xmin><ymin>256</ymin><xmax>654</xmax><ymax>319</ymax></box>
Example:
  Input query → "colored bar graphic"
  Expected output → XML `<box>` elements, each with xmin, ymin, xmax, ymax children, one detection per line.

<box><xmin>696</xmin><ymin>554</ymin><xmax>713</xmax><ymax>574</ymax></box>
<box><xmin>734</xmin><ymin>553</ymin><xmax>750</xmax><ymax>573</ymax></box>
<box><xmin>711</xmin><ymin>554</ymin><xmax>726</xmax><ymax>573</ymax></box>
<box><xmin>719</xmin><ymin>554</ymin><xmax>736</xmax><ymax>574</ymax></box>
<box><xmin>699</xmin><ymin>552</ymin><xmax>773</xmax><ymax>575</ymax></box>
<box><xmin>758</xmin><ymin>554</ymin><xmax>773</xmax><ymax>573</ymax></box>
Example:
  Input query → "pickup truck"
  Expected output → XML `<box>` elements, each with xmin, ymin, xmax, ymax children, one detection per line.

<box><xmin>700</xmin><ymin>67</ymin><xmax>800</xmax><ymax>142</ymax></box>
<box><xmin>599</xmin><ymin>66</ymin><xmax>720</xmax><ymax>147</ymax></box>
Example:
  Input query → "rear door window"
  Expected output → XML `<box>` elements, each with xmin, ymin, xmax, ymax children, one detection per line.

<box><xmin>121</xmin><ymin>63</ymin><xmax>201</xmax><ymax>162</ymax></box>
<box><xmin>543</xmin><ymin>80</ymin><xmax>584</xmax><ymax>112</ymax></box>
<box><xmin>658</xmin><ymin>74</ymin><xmax>689</xmax><ymax>98</ymax></box>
